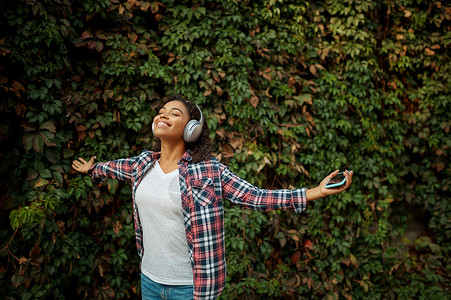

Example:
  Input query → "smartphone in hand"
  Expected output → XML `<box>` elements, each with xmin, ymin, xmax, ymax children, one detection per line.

<box><xmin>325</xmin><ymin>171</ymin><xmax>347</xmax><ymax>189</ymax></box>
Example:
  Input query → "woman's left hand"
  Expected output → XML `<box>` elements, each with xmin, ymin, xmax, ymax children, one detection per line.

<box><xmin>318</xmin><ymin>169</ymin><xmax>353</xmax><ymax>197</ymax></box>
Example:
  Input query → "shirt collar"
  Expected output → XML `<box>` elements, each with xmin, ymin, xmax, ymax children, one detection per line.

<box><xmin>149</xmin><ymin>151</ymin><xmax>161</xmax><ymax>161</ymax></box>
<box><xmin>181</xmin><ymin>150</ymin><xmax>193</xmax><ymax>162</ymax></box>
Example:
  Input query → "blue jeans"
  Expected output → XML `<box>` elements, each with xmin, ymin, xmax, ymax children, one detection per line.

<box><xmin>141</xmin><ymin>273</ymin><xmax>194</xmax><ymax>300</ymax></box>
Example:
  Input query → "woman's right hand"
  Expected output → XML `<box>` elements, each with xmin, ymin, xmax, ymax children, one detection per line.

<box><xmin>72</xmin><ymin>156</ymin><xmax>96</xmax><ymax>173</ymax></box>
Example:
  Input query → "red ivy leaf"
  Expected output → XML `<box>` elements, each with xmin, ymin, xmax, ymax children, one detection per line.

<box><xmin>32</xmin><ymin>134</ymin><xmax>44</xmax><ymax>153</ymax></box>
<box><xmin>291</xmin><ymin>251</ymin><xmax>302</xmax><ymax>264</ymax></box>
<box><xmin>22</xmin><ymin>134</ymin><xmax>33</xmax><ymax>152</ymax></box>
<box><xmin>40</xmin><ymin>121</ymin><xmax>56</xmax><ymax>133</ymax></box>
<box><xmin>82</xmin><ymin>31</ymin><xmax>93</xmax><ymax>39</ymax></box>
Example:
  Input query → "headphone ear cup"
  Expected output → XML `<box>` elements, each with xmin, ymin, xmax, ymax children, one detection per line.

<box><xmin>184</xmin><ymin>120</ymin><xmax>202</xmax><ymax>143</ymax></box>
<box><xmin>152</xmin><ymin>121</ymin><xmax>155</xmax><ymax>136</ymax></box>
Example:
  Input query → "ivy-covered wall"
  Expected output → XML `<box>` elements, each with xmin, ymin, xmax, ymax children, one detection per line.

<box><xmin>1</xmin><ymin>0</ymin><xmax>449</xmax><ymax>299</ymax></box>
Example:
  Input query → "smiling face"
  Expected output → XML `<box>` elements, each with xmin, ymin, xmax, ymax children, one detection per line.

<box><xmin>153</xmin><ymin>100</ymin><xmax>190</xmax><ymax>142</ymax></box>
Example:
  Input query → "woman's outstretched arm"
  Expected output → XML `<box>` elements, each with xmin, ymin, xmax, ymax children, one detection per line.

<box><xmin>220</xmin><ymin>164</ymin><xmax>353</xmax><ymax>212</ymax></box>
<box><xmin>72</xmin><ymin>155</ymin><xmax>138</xmax><ymax>182</ymax></box>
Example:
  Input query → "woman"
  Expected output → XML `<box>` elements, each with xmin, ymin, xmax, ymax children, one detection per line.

<box><xmin>72</xmin><ymin>94</ymin><xmax>353</xmax><ymax>300</ymax></box>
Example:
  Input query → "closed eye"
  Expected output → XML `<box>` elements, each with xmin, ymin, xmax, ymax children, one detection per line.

<box><xmin>158</xmin><ymin>107</ymin><xmax>184</xmax><ymax>117</ymax></box>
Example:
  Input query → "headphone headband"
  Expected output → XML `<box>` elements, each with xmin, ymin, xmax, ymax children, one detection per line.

<box><xmin>194</xmin><ymin>103</ymin><xmax>203</xmax><ymax>126</ymax></box>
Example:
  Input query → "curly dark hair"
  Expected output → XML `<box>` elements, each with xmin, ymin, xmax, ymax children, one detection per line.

<box><xmin>154</xmin><ymin>94</ymin><xmax>212</xmax><ymax>163</ymax></box>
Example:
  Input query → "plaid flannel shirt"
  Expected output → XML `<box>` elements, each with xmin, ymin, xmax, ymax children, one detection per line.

<box><xmin>88</xmin><ymin>150</ymin><xmax>307</xmax><ymax>299</ymax></box>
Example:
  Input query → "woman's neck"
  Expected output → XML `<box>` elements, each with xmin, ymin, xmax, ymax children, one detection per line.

<box><xmin>159</xmin><ymin>140</ymin><xmax>186</xmax><ymax>173</ymax></box>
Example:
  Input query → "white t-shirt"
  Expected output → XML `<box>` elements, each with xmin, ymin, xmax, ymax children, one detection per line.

<box><xmin>135</xmin><ymin>161</ymin><xmax>193</xmax><ymax>285</ymax></box>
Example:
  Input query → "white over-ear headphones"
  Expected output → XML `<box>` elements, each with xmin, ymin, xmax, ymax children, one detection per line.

<box><xmin>152</xmin><ymin>103</ymin><xmax>204</xmax><ymax>143</ymax></box>
<box><xmin>183</xmin><ymin>104</ymin><xmax>203</xmax><ymax>143</ymax></box>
